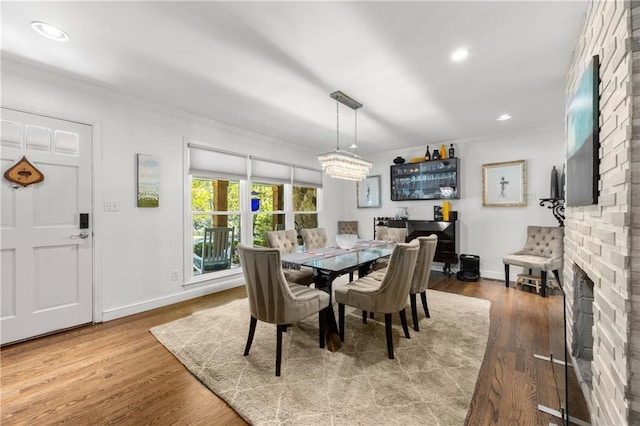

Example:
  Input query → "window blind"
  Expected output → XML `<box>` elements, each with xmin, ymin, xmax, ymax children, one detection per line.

<box><xmin>292</xmin><ymin>165</ymin><xmax>323</xmax><ymax>188</ymax></box>
<box><xmin>250</xmin><ymin>157</ymin><xmax>292</xmax><ymax>184</ymax></box>
<box><xmin>188</xmin><ymin>144</ymin><xmax>248</xmax><ymax>180</ymax></box>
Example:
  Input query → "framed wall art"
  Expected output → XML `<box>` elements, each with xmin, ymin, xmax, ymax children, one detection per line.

<box><xmin>357</xmin><ymin>175</ymin><xmax>381</xmax><ymax>208</ymax></box>
<box><xmin>137</xmin><ymin>154</ymin><xmax>160</xmax><ymax>207</ymax></box>
<box><xmin>566</xmin><ymin>55</ymin><xmax>599</xmax><ymax>207</ymax></box>
<box><xmin>482</xmin><ymin>160</ymin><xmax>527</xmax><ymax>207</ymax></box>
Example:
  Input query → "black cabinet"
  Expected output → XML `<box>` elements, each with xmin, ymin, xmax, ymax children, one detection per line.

<box><xmin>374</xmin><ymin>217</ymin><xmax>458</xmax><ymax>276</ymax></box>
<box><xmin>390</xmin><ymin>158</ymin><xmax>459</xmax><ymax>201</ymax></box>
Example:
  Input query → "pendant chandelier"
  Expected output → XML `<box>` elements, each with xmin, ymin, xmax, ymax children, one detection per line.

<box><xmin>318</xmin><ymin>91</ymin><xmax>373</xmax><ymax>181</ymax></box>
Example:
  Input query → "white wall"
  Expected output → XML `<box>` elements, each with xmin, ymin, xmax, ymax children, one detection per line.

<box><xmin>2</xmin><ymin>62</ymin><xmax>345</xmax><ymax>320</ymax></box>
<box><xmin>1</xmin><ymin>60</ymin><xmax>563</xmax><ymax>321</ymax></box>
<box><xmin>344</xmin><ymin>128</ymin><xmax>564</xmax><ymax>280</ymax></box>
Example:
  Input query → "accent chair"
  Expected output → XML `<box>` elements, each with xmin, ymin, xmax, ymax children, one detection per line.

<box><xmin>503</xmin><ymin>226</ymin><xmax>564</xmax><ymax>297</ymax></box>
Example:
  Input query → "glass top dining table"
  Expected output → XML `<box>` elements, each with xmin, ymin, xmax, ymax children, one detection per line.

<box><xmin>281</xmin><ymin>239</ymin><xmax>395</xmax><ymax>351</ymax></box>
<box><xmin>281</xmin><ymin>240</ymin><xmax>394</xmax><ymax>275</ymax></box>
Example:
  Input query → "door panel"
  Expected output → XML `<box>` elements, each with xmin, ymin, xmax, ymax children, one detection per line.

<box><xmin>1</xmin><ymin>108</ymin><xmax>93</xmax><ymax>344</ymax></box>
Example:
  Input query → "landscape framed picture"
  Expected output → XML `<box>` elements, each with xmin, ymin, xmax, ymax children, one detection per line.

<box><xmin>137</xmin><ymin>154</ymin><xmax>160</xmax><ymax>207</ymax></box>
<box><xmin>566</xmin><ymin>55</ymin><xmax>599</xmax><ymax>207</ymax></box>
<box><xmin>357</xmin><ymin>175</ymin><xmax>381</xmax><ymax>208</ymax></box>
<box><xmin>482</xmin><ymin>160</ymin><xmax>527</xmax><ymax>207</ymax></box>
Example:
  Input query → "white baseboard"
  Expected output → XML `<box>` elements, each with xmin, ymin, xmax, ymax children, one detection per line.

<box><xmin>101</xmin><ymin>275</ymin><xmax>245</xmax><ymax>322</ymax></box>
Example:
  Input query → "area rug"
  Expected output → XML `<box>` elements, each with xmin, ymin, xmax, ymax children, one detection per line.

<box><xmin>151</xmin><ymin>282</ymin><xmax>491</xmax><ymax>425</ymax></box>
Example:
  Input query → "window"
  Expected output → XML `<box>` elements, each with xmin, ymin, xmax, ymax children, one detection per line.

<box><xmin>251</xmin><ymin>181</ymin><xmax>285</xmax><ymax>247</ymax></box>
<box><xmin>191</xmin><ymin>177</ymin><xmax>241</xmax><ymax>275</ymax></box>
<box><xmin>293</xmin><ymin>185</ymin><xmax>318</xmax><ymax>244</ymax></box>
<box><xmin>186</xmin><ymin>142</ymin><xmax>323</xmax><ymax>282</ymax></box>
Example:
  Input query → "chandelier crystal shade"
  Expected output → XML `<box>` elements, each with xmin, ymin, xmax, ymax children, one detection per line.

<box><xmin>318</xmin><ymin>91</ymin><xmax>373</xmax><ymax>181</ymax></box>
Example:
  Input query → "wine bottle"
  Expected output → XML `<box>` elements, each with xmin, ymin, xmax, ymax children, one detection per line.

<box><xmin>449</xmin><ymin>144</ymin><xmax>455</xmax><ymax>158</ymax></box>
<box><xmin>424</xmin><ymin>146</ymin><xmax>431</xmax><ymax>161</ymax></box>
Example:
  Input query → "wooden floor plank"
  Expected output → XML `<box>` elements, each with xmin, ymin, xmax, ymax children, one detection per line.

<box><xmin>1</xmin><ymin>277</ymin><xmax>590</xmax><ymax>425</ymax></box>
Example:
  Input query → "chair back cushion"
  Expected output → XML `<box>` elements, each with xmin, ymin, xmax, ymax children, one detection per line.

<box><xmin>376</xmin><ymin>226</ymin><xmax>407</xmax><ymax>243</ymax></box>
<box><xmin>237</xmin><ymin>244</ymin><xmax>328</xmax><ymax>324</ymax></box>
<box><xmin>338</xmin><ymin>221</ymin><xmax>358</xmax><ymax>235</ymax></box>
<box><xmin>521</xmin><ymin>226</ymin><xmax>564</xmax><ymax>258</ymax></box>
<box><xmin>265</xmin><ymin>229</ymin><xmax>298</xmax><ymax>254</ymax></box>
<box><xmin>410</xmin><ymin>235</ymin><xmax>438</xmax><ymax>294</ymax></box>
<box><xmin>300</xmin><ymin>228</ymin><xmax>328</xmax><ymax>250</ymax></box>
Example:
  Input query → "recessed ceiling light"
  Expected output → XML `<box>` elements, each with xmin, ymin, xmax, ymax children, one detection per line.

<box><xmin>31</xmin><ymin>21</ymin><xmax>70</xmax><ymax>42</ymax></box>
<box><xmin>497</xmin><ymin>114</ymin><xmax>512</xmax><ymax>121</ymax></box>
<box><xmin>451</xmin><ymin>48</ymin><xmax>469</xmax><ymax>62</ymax></box>
<box><xmin>349</xmin><ymin>144</ymin><xmax>358</xmax><ymax>149</ymax></box>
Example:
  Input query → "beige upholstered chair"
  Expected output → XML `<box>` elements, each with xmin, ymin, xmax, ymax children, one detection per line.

<box><xmin>335</xmin><ymin>240</ymin><xmax>419</xmax><ymax>359</ymax></box>
<box><xmin>408</xmin><ymin>235</ymin><xmax>438</xmax><ymax>331</ymax></box>
<box><xmin>503</xmin><ymin>226</ymin><xmax>564</xmax><ymax>297</ymax></box>
<box><xmin>265</xmin><ymin>230</ymin><xmax>314</xmax><ymax>286</ymax></box>
<box><xmin>373</xmin><ymin>226</ymin><xmax>407</xmax><ymax>270</ymax></box>
<box><xmin>376</xmin><ymin>226</ymin><xmax>407</xmax><ymax>243</ymax></box>
<box><xmin>237</xmin><ymin>244</ymin><xmax>330</xmax><ymax>376</ymax></box>
<box><xmin>300</xmin><ymin>227</ymin><xmax>329</xmax><ymax>250</ymax></box>
<box><xmin>337</xmin><ymin>221</ymin><xmax>358</xmax><ymax>235</ymax></box>
<box><xmin>368</xmin><ymin>235</ymin><xmax>438</xmax><ymax>331</ymax></box>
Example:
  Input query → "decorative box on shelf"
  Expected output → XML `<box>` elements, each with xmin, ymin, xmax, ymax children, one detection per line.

<box><xmin>390</xmin><ymin>158</ymin><xmax>459</xmax><ymax>201</ymax></box>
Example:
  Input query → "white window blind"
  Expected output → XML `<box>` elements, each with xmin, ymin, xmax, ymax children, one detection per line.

<box><xmin>188</xmin><ymin>144</ymin><xmax>248</xmax><ymax>180</ymax></box>
<box><xmin>293</xmin><ymin>166</ymin><xmax>323</xmax><ymax>188</ymax></box>
<box><xmin>250</xmin><ymin>157</ymin><xmax>292</xmax><ymax>184</ymax></box>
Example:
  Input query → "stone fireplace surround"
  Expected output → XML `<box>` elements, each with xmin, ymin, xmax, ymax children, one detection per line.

<box><xmin>563</xmin><ymin>2</ymin><xmax>636</xmax><ymax>425</ymax></box>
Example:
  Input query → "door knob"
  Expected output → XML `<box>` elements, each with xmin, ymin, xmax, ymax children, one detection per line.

<box><xmin>71</xmin><ymin>231</ymin><xmax>90</xmax><ymax>239</ymax></box>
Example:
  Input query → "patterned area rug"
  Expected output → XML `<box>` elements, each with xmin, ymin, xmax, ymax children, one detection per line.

<box><xmin>151</xmin><ymin>282</ymin><xmax>491</xmax><ymax>425</ymax></box>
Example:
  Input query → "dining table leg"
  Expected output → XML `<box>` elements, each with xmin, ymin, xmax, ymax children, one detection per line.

<box><xmin>313</xmin><ymin>270</ymin><xmax>342</xmax><ymax>352</ymax></box>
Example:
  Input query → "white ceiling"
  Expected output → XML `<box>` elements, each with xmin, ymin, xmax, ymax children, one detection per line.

<box><xmin>1</xmin><ymin>1</ymin><xmax>587</xmax><ymax>155</ymax></box>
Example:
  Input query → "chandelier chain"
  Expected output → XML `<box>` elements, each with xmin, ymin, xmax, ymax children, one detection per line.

<box><xmin>336</xmin><ymin>101</ymin><xmax>340</xmax><ymax>151</ymax></box>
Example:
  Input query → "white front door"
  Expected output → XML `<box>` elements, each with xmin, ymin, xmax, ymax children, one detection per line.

<box><xmin>1</xmin><ymin>108</ymin><xmax>93</xmax><ymax>345</ymax></box>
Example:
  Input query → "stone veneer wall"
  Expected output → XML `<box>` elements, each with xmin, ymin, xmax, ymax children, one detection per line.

<box><xmin>564</xmin><ymin>1</ymin><xmax>634</xmax><ymax>425</ymax></box>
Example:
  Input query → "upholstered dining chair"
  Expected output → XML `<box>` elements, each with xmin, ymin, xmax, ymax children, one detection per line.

<box><xmin>237</xmin><ymin>244</ymin><xmax>330</xmax><ymax>376</ymax></box>
<box><xmin>337</xmin><ymin>220</ymin><xmax>358</xmax><ymax>235</ymax></box>
<box><xmin>368</xmin><ymin>235</ymin><xmax>438</xmax><ymax>331</ymax></box>
<box><xmin>300</xmin><ymin>227</ymin><xmax>329</xmax><ymax>250</ymax></box>
<box><xmin>372</xmin><ymin>226</ymin><xmax>407</xmax><ymax>270</ymax></box>
<box><xmin>503</xmin><ymin>226</ymin><xmax>564</xmax><ymax>297</ymax></box>
<box><xmin>265</xmin><ymin>229</ymin><xmax>314</xmax><ymax>286</ymax></box>
<box><xmin>407</xmin><ymin>235</ymin><xmax>438</xmax><ymax>331</ymax></box>
<box><xmin>334</xmin><ymin>240</ymin><xmax>419</xmax><ymax>359</ymax></box>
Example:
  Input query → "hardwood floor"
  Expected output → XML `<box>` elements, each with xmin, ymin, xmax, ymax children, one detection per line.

<box><xmin>1</xmin><ymin>276</ymin><xmax>589</xmax><ymax>425</ymax></box>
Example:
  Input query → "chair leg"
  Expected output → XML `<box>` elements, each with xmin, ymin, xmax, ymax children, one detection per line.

<box><xmin>553</xmin><ymin>269</ymin><xmax>561</xmax><ymax>284</ymax></box>
<box><xmin>370</xmin><ymin>312</ymin><xmax>374</xmax><ymax>319</ymax></box>
<box><xmin>410</xmin><ymin>293</ymin><xmax>419</xmax><ymax>331</ymax></box>
<box><xmin>540</xmin><ymin>270</ymin><xmax>547</xmax><ymax>298</ymax></box>
<box><xmin>244</xmin><ymin>316</ymin><xmax>257</xmax><ymax>356</ymax></box>
<box><xmin>362</xmin><ymin>310</ymin><xmax>367</xmax><ymax>324</ymax></box>
<box><xmin>339</xmin><ymin>303</ymin><xmax>345</xmax><ymax>342</ymax></box>
<box><xmin>420</xmin><ymin>291</ymin><xmax>430</xmax><ymax>319</ymax></box>
<box><xmin>385</xmin><ymin>313</ymin><xmax>394</xmax><ymax>359</ymax></box>
<box><xmin>276</xmin><ymin>324</ymin><xmax>286</xmax><ymax>376</ymax></box>
<box><xmin>399</xmin><ymin>309</ymin><xmax>410</xmax><ymax>339</ymax></box>
<box><xmin>319</xmin><ymin>308</ymin><xmax>326</xmax><ymax>349</ymax></box>
<box><xmin>504</xmin><ymin>264</ymin><xmax>510</xmax><ymax>287</ymax></box>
